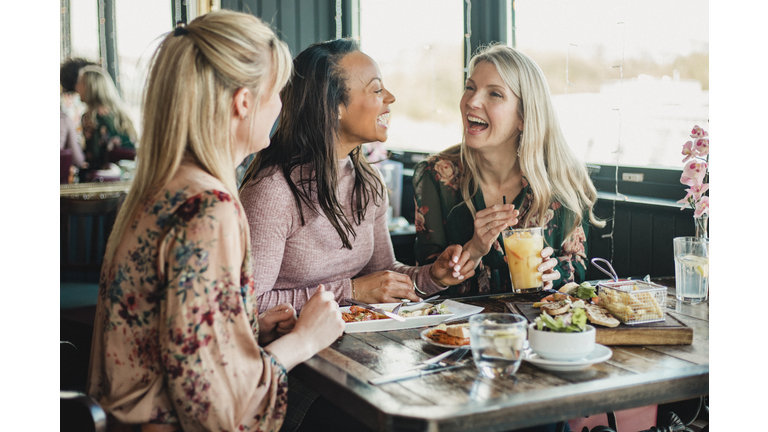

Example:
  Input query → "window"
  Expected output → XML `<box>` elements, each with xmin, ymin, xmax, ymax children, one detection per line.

<box><xmin>115</xmin><ymin>0</ymin><xmax>173</xmax><ymax>136</ymax></box>
<box><xmin>359</xmin><ymin>0</ymin><xmax>465</xmax><ymax>154</ymax></box>
<box><xmin>69</xmin><ymin>0</ymin><xmax>100</xmax><ymax>61</ymax></box>
<box><xmin>514</xmin><ymin>0</ymin><xmax>709</xmax><ymax>169</ymax></box>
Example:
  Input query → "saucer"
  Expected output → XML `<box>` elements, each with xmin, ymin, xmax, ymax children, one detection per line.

<box><xmin>523</xmin><ymin>344</ymin><xmax>612</xmax><ymax>371</ymax></box>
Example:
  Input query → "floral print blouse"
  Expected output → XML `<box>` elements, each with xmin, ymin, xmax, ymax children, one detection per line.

<box><xmin>413</xmin><ymin>149</ymin><xmax>591</xmax><ymax>296</ymax></box>
<box><xmin>82</xmin><ymin>106</ymin><xmax>135</xmax><ymax>170</ymax></box>
<box><xmin>88</xmin><ymin>161</ymin><xmax>288</xmax><ymax>431</ymax></box>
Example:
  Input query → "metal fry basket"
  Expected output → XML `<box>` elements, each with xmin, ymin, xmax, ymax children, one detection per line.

<box><xmin>591</xmin><ymin>258</ymin><xmax>666</xmax><ymax>325</ymax></box>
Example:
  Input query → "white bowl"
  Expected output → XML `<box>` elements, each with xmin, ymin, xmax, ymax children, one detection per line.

<box><xmin>527</xmin><ymin>323</ymin><xmax>596</xmax><ymax>362</ymax></box>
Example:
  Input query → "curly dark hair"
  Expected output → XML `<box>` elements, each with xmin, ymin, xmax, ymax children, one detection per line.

<box><xmin>60</xmin><ymin>58</ymin><xmax>96</xmax><ymax>92</ymax></box>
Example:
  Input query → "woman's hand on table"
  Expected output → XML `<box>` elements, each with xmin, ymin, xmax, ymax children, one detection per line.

<box><xmin>257</xmin><ymin>303</ymin><xmax>297</xmax><ymax>346</ymax></box>
<box><xmin>465</xmin><ymin>204</ymin><xmax>519</xmax><ymax>265</ymax></box>
<box><xmin>429</xmin><ymin>244</ymin><xmax>475</xmax><ymax>287</ymax></box>
<box><xmin>353</xmin><ymin>271</ymin><xmax>421</xmax><ymax>304</ymax></box>
<box><xmin>503</xmin><ymin>246</ymin><xmax>560</xmax><ymax>290</ymax></box>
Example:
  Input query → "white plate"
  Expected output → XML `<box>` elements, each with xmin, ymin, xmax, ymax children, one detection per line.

<box><xmin>523</xmin><ymin>344</ymin><xmax>612</xmax><ymax>371</ymax></box>
<box><xmin>420</xmin><ymin>328</ymin><xmax>470</xmax><ymax>349</ymax></box>
<box><xmin>343</xmin><ymin>300</ymin><xmax>483</xmax><ymax>333</ymax></box>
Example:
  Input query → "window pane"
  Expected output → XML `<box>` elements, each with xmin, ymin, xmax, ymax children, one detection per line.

<box><xmin>515</xmin><ymin>0</ymin><xmax>709</xmax><ymax>169</ymax></box>
<box><xmin>115</xmin><ymin>0</ymin><xmax>172</xmax><ymax>137</ymax></box>
<box><xmin>360</xmin><ymin>0</ymin><xmax>464</xmax><ymax>154</ymax></box>
<box><xmin>70</xmin><ymin>0</ymin><xmax>100</xmax><ymax>62</ymax></box>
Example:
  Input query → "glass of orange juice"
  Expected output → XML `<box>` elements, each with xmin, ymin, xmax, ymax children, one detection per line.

<box><xmin>502</xmin><ymin>227</ymin><xmax>544</xmax><ymax>293</ymax></box>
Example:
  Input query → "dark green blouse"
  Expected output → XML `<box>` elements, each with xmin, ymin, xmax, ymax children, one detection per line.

<box><xmin>413</xmin><ymin>151</ymin><xmax>591</xmax><ymax>296</ymax></box>
<box><xmin>82</xmin><ymin>108</ymin><xmax>135</xmax><ymax>170</ymax></box>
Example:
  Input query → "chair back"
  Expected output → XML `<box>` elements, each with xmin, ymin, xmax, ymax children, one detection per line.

<box><xmin>60</xmin><ymin>391</ymin><xmax>107</xmax><ymax>432</ymax></box>
<box><xmin>109</xmin><ymin>147</ymin><xmax>136</xmax><ymax>163</ymax></box>
<box><xmin>60</xmin><ymin>195</ymin><xmax>123</xmax><ymax>280</ymax></box>
<box><xmin>61</xmin><ymin>149</ymin><xmax>74</xmax><ymax>184</ymax></box>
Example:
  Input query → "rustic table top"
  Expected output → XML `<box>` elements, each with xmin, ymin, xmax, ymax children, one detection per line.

<box><xmin>291</xmin><ymin>281</ymin><xmax>708</xmax><ymax>432</ymax></box>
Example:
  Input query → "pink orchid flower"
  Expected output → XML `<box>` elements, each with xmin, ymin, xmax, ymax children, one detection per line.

<box><xmin>682</xmin><ymin>160</ymin><xmax>707</xmax><ymax>183</ymax></box>
<box><xmin>681</xmin><ymin>140</ymin><xmax>697</xmax><ymax>162</ymax></box>
<box><xmin>694</xmin><ymin>138</ymin><xmax>709</xmax><ymax>157</ymax></box>
<box><xmin>690</xmin><ymin>125</ymin><xmax>708</xmax><ymax>139</ymax></box>
<box><xmin>694</xmin><ymin>196</ymin><xmax>709</xmax><ymax>217</ymax></box>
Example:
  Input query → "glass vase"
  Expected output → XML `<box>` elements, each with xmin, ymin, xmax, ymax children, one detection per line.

<box><xmin>694</xmin><ymin>215</ymin><xmax>708</xmax><ymax>239</ymax></box>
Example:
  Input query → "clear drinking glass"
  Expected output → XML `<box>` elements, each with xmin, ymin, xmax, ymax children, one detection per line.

<box><xmin>502</xmin><ymin>227</ymin><xmax>544</xmax><ymax>293</ymax></box>
<box><xmin>469</xmin><ymin>313</ymin><xmax>527</xmax><ymax>379</ymax></box>
<box><xmin>673</xmin><ymin>236</ymin><xmax>709</xmax><ymax>304</ymax></box>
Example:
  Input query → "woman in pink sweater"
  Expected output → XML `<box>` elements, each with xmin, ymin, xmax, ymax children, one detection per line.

<box><xmin>240</xmin><ymin>39</ymin><xmax>495</xmax><ymax>314</ymax></box>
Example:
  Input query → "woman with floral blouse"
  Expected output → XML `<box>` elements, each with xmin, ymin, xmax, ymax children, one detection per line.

<box><xmin>87</xmin><ymin>11</ymin><xmax>345</xmax><ymax>432</ymax></box>
<box><xmin>414</xmin><ymin>44</ymin><xmax>605</xmax><ymax>296</ymax></box>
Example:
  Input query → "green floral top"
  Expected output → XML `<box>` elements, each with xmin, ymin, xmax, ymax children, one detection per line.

<box><xmin>88</xmin><ymin>161</ymin><xmax>288</xmax><ymax>431</ymax></box>
<box><xmin>82</xmin><ymin>106</ymin><xmax>135</xmax><ymax>170</ymax></box>
<box><xmin>413</xmin><ymin>149</ymin><xmax>590</xmax><ymax>296</ymax></box>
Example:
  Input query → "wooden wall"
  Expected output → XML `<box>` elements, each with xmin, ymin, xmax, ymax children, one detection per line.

<box><xmin>587</xmin><ymin>198</ymin><xmax>697</xmax><ymax>281</ymax></box>
<box><xmin>220</xmin><ymin>0</ymin><xmax>338</xmax><ymax>57</ymax></box>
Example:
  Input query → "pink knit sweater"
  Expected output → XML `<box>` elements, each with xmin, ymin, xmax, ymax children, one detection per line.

<box><xmin>240</xmin><ymin>157</ymin><xmax>443</xmax><ymax>313</ymax></box>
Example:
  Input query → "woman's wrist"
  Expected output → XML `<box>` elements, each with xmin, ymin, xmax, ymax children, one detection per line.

<box><xmin>427</xmin><ymin>265</ymin><xmax>448</xmax><ymax>288</ymax></box>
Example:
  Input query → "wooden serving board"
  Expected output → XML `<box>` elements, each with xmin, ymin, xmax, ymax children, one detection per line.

<box><xmin>506</xmin><ymin>302</ymin><xmax>693</xmax><ymax>345</ymax></box>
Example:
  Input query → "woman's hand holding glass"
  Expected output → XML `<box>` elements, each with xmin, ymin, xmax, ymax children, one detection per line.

<box><xmin>503</xmin><ymin>246</ymin><xmax>561</xmax><ymax>290</ymax></box>
<box><xmin>465</xmin><ymin>204</ymin><xmax>519</xmax><ymax>265</ymax></box>
<box><xmin>352</xmin><ymin>271</ymin><xmax>421</xmax><ymax>304</ymax></box>
<box><xmin>429</xmin><ymin>244</ymin><xmax>476</xmax><ymax>287</ymax></box>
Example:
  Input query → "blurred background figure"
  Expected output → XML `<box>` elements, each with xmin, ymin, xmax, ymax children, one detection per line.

<box><xmin>60</xmin><ymin>58</ymin><xmax>93</xmax><ymax>183</ymax></box>
<box><xmin>60</xmin><ymin>57</ymin><xmax>94</xmax><ymax>146</ymax></box>
<box><xmin>60</xmin><ymin>111</ymin><xmax>86</xmax><ymax>183</ymax></box>
<box><xmin>76</xmin><ymin>65</ymin><xmax>138</xmax><ymax>181</ymax></box>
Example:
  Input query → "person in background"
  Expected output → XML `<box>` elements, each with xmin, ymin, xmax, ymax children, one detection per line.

<box><xmin>76</xmin><ymin>65</ymin><xmax>137</xmax><ymax>172</ymax></box>
<box><xmin>414</xmin><ymin>43</ymin><xmax>605</xmax><ymax>296</ymax></box>
<box><xmin>60</xmin><ymin>111</ymin><xmax>85</xmax><ymax>168</ymax></box>
<box><xmin>60</xmin><ymin>57</ymin><xmax>94</xmax><ymax>149</ymax></box>
<box><xmin>88</xmin><ymin>11</ymin><xmax>344</xmax><ymax>432</ymax></box>
<box><xmin>239</xmin><ymin>39</ymin><xmax>477</xmax><ymax>316</ymax></box>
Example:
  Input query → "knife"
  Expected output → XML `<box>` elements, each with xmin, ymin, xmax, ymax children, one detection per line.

<box><xmin>368</xmin><ymin>363</ymin><xmax>468</xmax><ymax>385</ymax></box>
<box><xmin>344</xmin><ymin>299</ymin><xmax>406</xmax><ymax>322</ymax></box>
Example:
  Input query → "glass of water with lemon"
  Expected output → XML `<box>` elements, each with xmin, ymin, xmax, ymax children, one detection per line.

<box><xmin>469</xmin><ymin>313</ymin><xmax>527</xmax><ymax>379</ymax></box>
<box><xmin>673</xmin><ymin>237</ymin><xmax>709</xmax><ymax>304</ymax></box>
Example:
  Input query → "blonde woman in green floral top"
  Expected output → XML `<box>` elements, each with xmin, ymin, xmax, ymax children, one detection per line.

<box><xmin>414</xmin><ymin>44</ymin><xmax>604</xmax><ymax>296</ymax></box>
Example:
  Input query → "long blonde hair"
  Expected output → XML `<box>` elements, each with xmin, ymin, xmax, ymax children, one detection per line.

<box><xmin>103</xmin><ymin>10</ymin><xmax>292</xmax><ymax>268</ymax></box>
<box><xmin>78</xmin><ymin>65</ymin><xmax>138</xmax><ymax>140</ymax></box>
<box><xmin>455</xmin><ymin>44</ymin><xmax>604</xmax><ymax>241</ymax></box>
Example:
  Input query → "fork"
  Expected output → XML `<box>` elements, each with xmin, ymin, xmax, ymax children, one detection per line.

<box><xmin>401</xmin><ymin>346</ymin><xmax>470</xmax><ymax>373</ymax></box>
<box><xmin>369</xmin><ymin>348</ymin><xmax>470</xmax><ymax>385</ymax></box>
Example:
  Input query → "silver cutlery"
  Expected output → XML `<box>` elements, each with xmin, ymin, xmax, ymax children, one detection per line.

<box><xmin>369</xmin><ymin>347</ymin><xmax>470</xmax><ymax>385</ymax></box>
<box><xmin>400</xmin><ymin>346</ymin><xmax>469</xmax><ymax>373</ymax></box>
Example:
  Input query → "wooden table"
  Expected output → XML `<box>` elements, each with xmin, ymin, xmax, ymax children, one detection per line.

<box><xmin>291</xmin><ymin>281</ymin><xmax>708</xmax><ymax>432</ymax></box>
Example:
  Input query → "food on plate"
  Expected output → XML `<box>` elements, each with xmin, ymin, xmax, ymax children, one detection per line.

<box><xmin>533</xmin><ymin>286</ymin><xmax>616</xmax><ymax>328</ymax></box>
<box><xmin>599</xmin><ymin>285</ymin><xmax>663</xmax><ymax>324</ymax></box>
<box><xmin>559</xmin><ymin>282</ymin><xmax>579</xmax><ymax>295</ymax></box>
<box><xmin>342</xmin><ymin>303</ymin><xmax>450</xmax><ymax>323</ymax></box>
<box><xmin>342</xmin><ymin>306</ymin><xmax>385</xmax><ymax>322</ymax></box>
<box><xmin>541</xmin><ymin>300</ymin><xmax>570</xmax><ymax>316</ymax></box>
<box><xmin>535</xmin><ymin>307</ymin><xmax>588</xmax><ymax>333</ymax></box>
<box><xmin>584</xmin><ymin>304</ymin><xmax>620</xmax><ymax>328</ymax></box>
<box><xmin>426</xmin><ymin>323</ymin><xmax>470</xmax><ymax>346</ymax></box>
<box><xmin>399</xmin><ymin>303</ymin><xmax>450</xmax><ymax>317</ymax></box>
